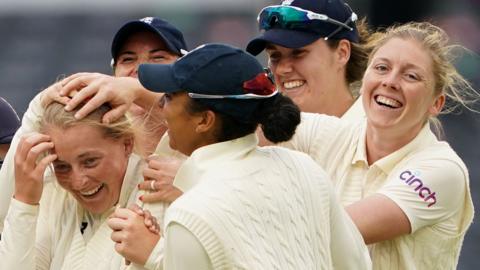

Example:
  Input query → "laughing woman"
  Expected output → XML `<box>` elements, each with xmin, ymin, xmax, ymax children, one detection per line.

<box><xmin>0</xmin><ymin>101</ymin><xmax>164</xmax><ymax>270</ymax></box>
<box><xmin>280</xmin><ymin>22</ymin><xmax>477</xmax><ymax>269</ymax></box>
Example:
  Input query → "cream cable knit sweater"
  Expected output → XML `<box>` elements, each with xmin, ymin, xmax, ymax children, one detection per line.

<box><xmin>164</xmin><ymin>134</ymin><xmax>371</xmax><ymax>270</ymax></box>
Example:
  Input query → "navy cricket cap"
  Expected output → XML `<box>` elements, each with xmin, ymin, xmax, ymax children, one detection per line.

<box><xmin>111</xmin><ymin>17</ymin><xmax>188</xmax><ymax>61</ymax></box>
<box><xmin>139</xmin><ymin>43</ymin><xmax>276</xmax><ymax>122</ymax></box>
<box><xmin>0</xmin><ymin>97</ymin><xmax>20</xmax><ymax>144</ymax></box>
<box><xmin>247</xmin><ymin>0</ymin><xmax>359</xmax><ymax>55</ymax></box>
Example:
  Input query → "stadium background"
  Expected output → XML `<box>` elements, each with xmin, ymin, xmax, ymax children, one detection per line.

<box><xmin>0</xmin><ymin>0</ymin><xmax>478</xmax><ymax>268</ymax></box>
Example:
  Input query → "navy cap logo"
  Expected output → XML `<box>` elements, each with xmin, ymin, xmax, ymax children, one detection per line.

<box><xmin>281</xmin><ymin>0</ymin><xmax>294</xmax><ymax>5</ymax></box>
<box><xmin>140</xmin><ymin>17</ymin><xmax>154</xmax><ymax>24</ymax></box>
<box><xmin>177</xmin><ymin>44</ymin><xmax>205</xmax><ymax>60</ymax></box>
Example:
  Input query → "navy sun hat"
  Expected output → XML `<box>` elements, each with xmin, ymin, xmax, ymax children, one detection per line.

<box><xmin>138</xmin><ymin>43</ymin><xmax>277</xmax><ymax>123</ymax></box>
<box><xmin>111</xmin><ymin>17</ymin><xmax>188</xmax><ymax>62</ymax></box>
<box><xmin>0</xmin><ymin>97</ymin><xmax>20</xmax><ymax>145</ymax></box>
<box><xmin>246</xmin><ymin>0</ymin><xmax>359</xmax><ymax>55</ymax></box>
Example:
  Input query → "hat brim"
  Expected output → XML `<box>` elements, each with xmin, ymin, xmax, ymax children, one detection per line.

<box><xmin>246</xmin><ymin>29</ymin><xmax>321</xmax><ymax>55</ymax></box>
<box><xmin>111</xmin><ymin>21</ymin><xmax>181</xmax><ymax>60</ymax></box>
<box><xmin>138</xmin><ymin>63</ymin><xmax>181</xmax><ymax>94</ymax></box>
<box><xmin>0</xmin><ymin>135</ymin><xmax>14</xmax><ymax>145</ymax></box>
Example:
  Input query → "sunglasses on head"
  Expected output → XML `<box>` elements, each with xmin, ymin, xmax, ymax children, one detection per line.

<box><xmin>258</xmin><ymin>5</ymin><xmax>357</xmax><ymax>40</ymax></box>
<box><xmin>188</xmin><ymin>70</ymin><xmax>277</xmax><ymax>100</ymax></box>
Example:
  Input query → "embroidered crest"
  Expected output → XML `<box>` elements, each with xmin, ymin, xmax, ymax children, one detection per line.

<box><xmin>140</xmin><ymin>17</ymin><xmax>154</xmax><ymax>24</ymax></box>
<box><xmin>177</xmin><ymin>44</ymin><xmax>205</xmax><ymax>60</ymax></box>
<box><xmin>281</xmin><ymin>0</ymin><xmax>294</xmax><ymax>5</ymax></box>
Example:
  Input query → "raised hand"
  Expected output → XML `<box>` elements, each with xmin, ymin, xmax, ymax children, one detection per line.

<box><xmin>59</xmin><ymin>73</ymin><xmax>141</xmax><ymax>123</ymax></box>
<box><xmin>40</xmin><ymin>81</ymin><xmax>72</xmax><ymax>108</ymax></box>
<box><xmin>14</xmin><ymin>133</ymin><xmax>57</xmax><ymax>205</ymax></box>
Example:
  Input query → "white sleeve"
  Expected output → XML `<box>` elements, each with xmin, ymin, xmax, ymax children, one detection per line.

<box><xmin>279</xmin><ymin>113</ymin><xmax>344</xmax><ymax>159</ymax></box>
<box><xmin>279</xmin><ymin>112</ymin><xmax>322</xmax><ymax>153</ymax></box>
<box><xmin>0</xmin><ymin>198</ymin><xmax>50</xmax><ymax>270</ymax></box>
<box><xmin>377</xmin><ymin>158</ymin><xmax>467</xmax><ymax>233</ymax></box>
<box><xmin>163</xmin><ymin>222</ymin><xmax>213</xmax><ymax>270</ymax></box>
<box><xmin>0</xmin><ymin>92</ymin><xmax>45</xmax><ymax>233</ymax></box>
<box><xmin>329</xmin><ymin>187</ymin><xmax>372</xmax><ymax>270</ymax></box>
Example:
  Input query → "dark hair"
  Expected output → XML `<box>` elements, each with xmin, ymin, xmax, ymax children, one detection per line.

<box><xmin>326</xmin><ymin>18</ymin><xmax>371</xmax><ymax>86</ymax></box>
<box><xmin>186</xmin><ymin>94</ymin><xmax>301</xmax><ymax>143</ymax></box>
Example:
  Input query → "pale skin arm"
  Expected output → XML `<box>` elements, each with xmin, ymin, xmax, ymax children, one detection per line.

<box><xmin>345</xmin><ymin>194</ymin><xmax>411</xmax><ymax>244</ymax></box>
<box><xmin>0</xmin><ymin>133</ymin><xmax>56</xmax><ymax>270</ymax></box>
<box><xmin>58</xmin><ymin>72</ymin><xmax>163</xmax><ymax>123</ymax></box>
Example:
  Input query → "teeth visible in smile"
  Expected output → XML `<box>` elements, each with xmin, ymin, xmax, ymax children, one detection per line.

<box><xmin>375</xmin><ymin>95</ymin><xmax>402</xmax><ymax>108</ymax></box>
<box><xmin>283</xmin><ymin>80</ymin><xmax>305</xmax><ymax>89</ymax></box>
<box><xmin>80</xmin><ymin>184</ymin><xmax>103</xmax><ymax>196</ymax></box>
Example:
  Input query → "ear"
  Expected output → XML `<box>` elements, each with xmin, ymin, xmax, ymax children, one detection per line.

<box><xmin>123</xmin><ymin>136</ymin><xmax>134</xmax><ymax>157</ymax></box>
<box><xmin>429</xmin><ymin>94</ymin><xmax>445</xmax><ymax>116</ymax></box>
<box><xmin>111</xmin><ymin>58</ymin><xmax>117</xmax><ymax>75</ymax></box>
<box><xmin>335</xmin><ymin>39</ymin><xmax>352</xmax><ymax>67</ymax></box>
<box><xmin>195</xmin><ymin>110</ymin><xmax>217</xmax><ymax>134</ymax></box>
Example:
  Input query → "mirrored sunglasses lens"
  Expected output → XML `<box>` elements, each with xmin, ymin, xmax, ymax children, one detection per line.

<box><xmin>260</xmin><ymin>7</ymin><xmax>307</xmax><ymax>30</ymax></box>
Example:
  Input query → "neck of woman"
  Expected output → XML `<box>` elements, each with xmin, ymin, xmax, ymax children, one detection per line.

<box><xmin>332</xmin><ymin>94</ymin><xmax>355</xmax><ymax>118</ymax></box>
<box><xmin>365</xmin><ymin>122</ymin><xmax>424</xmax><ymax>165</ymax></box>
<box><xmin>317</xmin><ymin>89</ymin><xmax>355</xmax><ymax>117</ymax></box>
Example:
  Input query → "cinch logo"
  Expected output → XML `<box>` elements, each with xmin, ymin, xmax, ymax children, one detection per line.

<box><xmin>399</xmin><ymin>170</ymin><xmax>436</xmax><ymax>207</ymax></box>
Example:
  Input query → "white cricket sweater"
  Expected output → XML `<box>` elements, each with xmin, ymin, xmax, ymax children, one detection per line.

<box><xmin>164</xmin><ymin>134</ymin><xmax>371</xmax><ymax>270</ymax></box>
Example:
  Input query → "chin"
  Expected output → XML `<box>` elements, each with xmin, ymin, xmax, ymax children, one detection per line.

<box><xmin>367</xmin><ymin>117</ymin><xmax>397</xmax><ymax>130</ymax></box>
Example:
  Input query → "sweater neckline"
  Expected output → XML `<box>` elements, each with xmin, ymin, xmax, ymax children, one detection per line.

<box><xmin>173</xmin><ymin>134</ymin><xmax>258</xmax><ymax>192</ymax></box>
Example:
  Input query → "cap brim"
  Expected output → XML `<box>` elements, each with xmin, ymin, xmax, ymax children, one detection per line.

<box><xmin>0</xmin><ymin>135</ymin><xmax>13</xmax><ymax>144</ymax></box>
<box><xmin>111</xmin><ymin>21</ymin><xmax>180</xmax><ymax>59</ymax></box>
<box><xmin>138</xmin><ymin>63</ymin><xmax>181</xmax><ymax>93</ymax></box>
<box><xmin>246</xmin><ymin>29</ymin><xmax>321</xmax><ymax>55</ymax></box>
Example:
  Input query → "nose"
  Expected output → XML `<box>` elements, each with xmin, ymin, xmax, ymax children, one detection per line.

<box><xmin>70</xmin><ymin>169</ymin><xmax>90</xmax><ymax>191</ymax></box>
<box><xmin>128</xmin><ymin>64</ymin><xmax>139</xmax><ymax>78</ymax></box>
<box><xmin>129</xmin><ymin>54</ymin><xmax>154</xmax><ymax>78</ymax></box>
<box><xmin>271</xmin><ymin>57</ymin><xmax>293</xmax><ymax>77</ymax></box>
<box><xmin>382</xmin><ymin>71</ymin><xmax>400</xmax><ymax>91</ymax></box>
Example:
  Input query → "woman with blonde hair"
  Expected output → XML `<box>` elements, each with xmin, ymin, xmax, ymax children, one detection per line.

<box><xmin>0</xmin><ymin>16</ymin><xmax>188</xmax><ymax>234</ymax></box>
<box><xmin>280</xmin><ymin>22</ymin><xmax>477</xmax><ymax>269</ymax></box>
<box><xmin>0</xmin><ymin>98</ymin><xmax>165</xmax><ymax>269</ymax></box>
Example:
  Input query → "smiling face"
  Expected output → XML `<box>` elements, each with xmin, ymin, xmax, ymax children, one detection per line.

<box><xmin>114</xmin><ymin>30</ymin><xmax>179</xmax><ymax>78</ymax></box>
<box><xmin>47</xmin><ymin>124</ymin><xmax>132</xmax><ymax>214</ymax></box>
<box><xmin>362</xmin><ymin>37</ymin><xmax>444</xmax><ymax>140</ymax></box>
<box><xmin>265</xmin><ymin>38</ymin><xmax>353</xmax><ymax>116</ymax></box>
<box><xmin>114</xmin><ymin>30</ymin><xmax>179</xmax><ymax>117</ymax></box>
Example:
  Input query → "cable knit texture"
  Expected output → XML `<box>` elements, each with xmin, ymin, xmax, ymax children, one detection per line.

<box><xmin>165</xmin><ymin>134</ymin><xmax>370</xmax><ymax>270</ymax></box>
